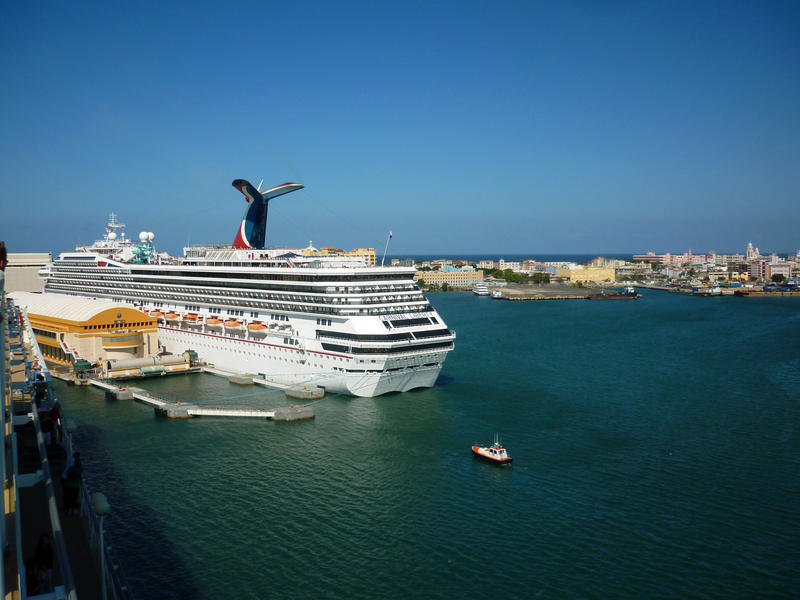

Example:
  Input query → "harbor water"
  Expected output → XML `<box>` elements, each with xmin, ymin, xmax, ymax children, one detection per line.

<box><xmin>54</xmin><ymin>291</ymin><xmax>800</xmax><ymax>599</ymax></box>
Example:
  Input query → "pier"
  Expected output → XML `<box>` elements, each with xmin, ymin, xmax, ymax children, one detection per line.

<box><xmin>493</xmin><ymin>284</ymin><xmax>596</xmax><ymax>301</ymax></box>
<box><xmin>87</xmin><ymin>378</ymin><xmax>316</xmax><ymax>421</ymax></box>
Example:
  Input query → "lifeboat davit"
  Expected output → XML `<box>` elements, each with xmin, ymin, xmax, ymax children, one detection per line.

<box><xmin>205</xmin><ymin>317</ymin><xmax>224</xmax><ymax>331</ymax></box>
<box><xmin>247</xmin><ymin>322</ymin><xmax>268</xmax><ymax>337</ymax></box>
<box><xmin>224</xmin><ymin>319</ymin><xmax>245</xmax><ymax>332</ymax></box>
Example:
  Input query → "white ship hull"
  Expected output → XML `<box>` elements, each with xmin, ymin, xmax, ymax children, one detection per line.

<box><xmin>158</xmin><ymin>325</ymin><xmax>445</xmax><ymax>397</ymax></box>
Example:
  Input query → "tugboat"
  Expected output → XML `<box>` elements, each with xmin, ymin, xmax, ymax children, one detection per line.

<box><xmin>587</xmin><ymin>286</ymin><xmax>640</xmax><ymax>300</ymax></box>
<box><xmin>472</xmin><ymin>435</ymin><xmax>513</xmax><ymax>465</ymax></box>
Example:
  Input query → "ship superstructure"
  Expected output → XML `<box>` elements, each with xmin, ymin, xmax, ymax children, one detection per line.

<box><xmin>41</xmin><ymin>180</ymin><xmax>455</xmax><ymax>397</ymax></box>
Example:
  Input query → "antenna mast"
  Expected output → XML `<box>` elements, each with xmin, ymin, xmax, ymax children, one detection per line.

<box><xmin>381</xmin><ymin>230</ymin><xmax>392</xmax><ymax>266</ymax></box>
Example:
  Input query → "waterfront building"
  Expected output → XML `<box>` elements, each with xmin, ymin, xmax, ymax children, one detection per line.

<box><xmin>497</xmin><ymin>259</ymin><xmax>521</xmax><ymax>272</ymax></box>
<box><xmin>299</xmin><ymin>241</ymin><xmax>319</xmax><ymax>255</ymax></box>
<box><xmin>633</xmin><ymin>252</ymin><xmax>667</xmax><ymax>264</ymax></box>
<box><xmin>590</xmin><ymin>256</ymin><xmax>626</xmax><ymax>268</ymax></box>
<box><xmin>4</xmin><ymin>252</ymin><xmax>51</xmax><ymax>292</ymax></box>
<box><xmin>344</xmin><ymin>247</ymin><xmax>376</xmax><ymax>266</ymax></box>
<box><xmin>746</xmin><ymin>242</ymin><xmax>760</xmax><ymax>261</ymax></box>
<box><xmin>767</xmin><ymin>263</ymin><xmax>792</xmax><ymax>281</ymax></box>
<box><xmin>556</xmin><ymin>266</ymin><xmax>616</xmax><ymax>283</ymax></box>
<box><xmin>614</xmin><ymin>263</ymin><xmax>653</xmax><ymax>280</ymax></box>
<box><xmin>477</xmin><ymin>260</ymin><xmax>495</xmax><ymax>270</ymax></box>
<box><xmin>632</xmin><ymin>251</ymin><xmax>712</xmax><ymax>266</ymax></box>
<box><xmin>708</xmin><ymin>266</ymin><xmax>730</xmax><ymax>282</ymax></box>
<box><xmin>390</xmin><ymin>258</ymin><xmax>415</xmax><ymax>267</ymax></box>
<box><xmin>315</xmin><ymin>246</ymin><xmax>377</xmax><ymax>266</ymax></box>
<box><xmin>664</xmin><ymin>266</ymin><xmax>687</xmax><ymax>279</ymax></box>
<box><xmin>534</xmin><ymin>265</ymin><xmax>558</xmax><ymax>275</ymax></box>
<box><xmin>442</xmin><ymin>264</ymin><xmax>475</xmax><ymax>272</ymax></box>
<box><xmin>414</xmin><ymin>269</ymin><xmax>485</xmax><ymax>288</ymax></box>
<box><xmin>8</xmin><ymin>291</ymin><xmax>158</xmax><ymax>366</ymax></box>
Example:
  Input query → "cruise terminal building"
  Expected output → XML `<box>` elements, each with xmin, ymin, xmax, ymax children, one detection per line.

<box><xmin>8</xmin><ymin>291</ymin><xmax>158</xmax><ymax>366</ymax></box>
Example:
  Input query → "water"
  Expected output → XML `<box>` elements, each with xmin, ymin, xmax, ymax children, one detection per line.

<box><xmin>55</xmin><ymin>292</ymin><xmax>800</xmax><ymax>599</ymax></box>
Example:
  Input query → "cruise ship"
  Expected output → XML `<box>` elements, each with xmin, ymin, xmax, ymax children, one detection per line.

<box><xmin>41</xmin><ymin>179</ymin><xmax>455</xmax><ymax>397</ymax></box>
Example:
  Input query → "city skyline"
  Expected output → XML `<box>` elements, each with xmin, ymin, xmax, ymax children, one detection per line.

<box><xmin>1</xmin><ymin>2</ymin><xmax>798</xmax><ymax>255</ymax></box>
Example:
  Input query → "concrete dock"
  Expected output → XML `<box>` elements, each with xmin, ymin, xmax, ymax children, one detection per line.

<box><xmin>493</xmin><ymin>284</ymin><xmax>596</xmax><ymax>301</ymax></box>
<box><xmin>89</xmin><ymin>378</ymin><xmax>316</xmax><ymax>421</ymax></box>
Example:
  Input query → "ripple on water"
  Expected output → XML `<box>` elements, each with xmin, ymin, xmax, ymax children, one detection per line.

<box><xmin>55</xmin><ymin>293</ymin><xmax>800</xmax><ymax>599</ymax></box>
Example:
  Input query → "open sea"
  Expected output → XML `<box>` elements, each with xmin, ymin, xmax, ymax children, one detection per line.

<box><xmin>54</xmin><ymin>291</ymin><xmax>800</xmax><ymax>599</ymax></box>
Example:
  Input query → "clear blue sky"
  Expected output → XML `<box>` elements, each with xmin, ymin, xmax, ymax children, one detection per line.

<box><xmin>1</xmin><ymin>1</ymin><xmax>798</xmax><ymax>256</ymax></box>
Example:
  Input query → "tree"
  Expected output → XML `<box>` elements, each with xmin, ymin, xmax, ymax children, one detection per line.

<box><xmin>772</xmin><ymin>273</ymin><xmax>786</xmax><ymax>283</ymax></box>
<box><xmin>441</xmin><ymin>283</ymin><xmax>449</xmax><ymax>291</ymax></box>
<box><xmin>531</xmin><ymin>272</ymin><xmax>550</xmax><ymax>284</ymax></box>
<box><xmin>417</xmin><ymin>278</ymin><xmax>425</xmax><ymax>288</ymax></box>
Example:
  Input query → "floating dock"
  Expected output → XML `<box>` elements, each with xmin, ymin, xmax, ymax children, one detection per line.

<box><xmin>88</xmin><ymin>379</ymin><xmax>315</xmax><ymax>421</ymax></box>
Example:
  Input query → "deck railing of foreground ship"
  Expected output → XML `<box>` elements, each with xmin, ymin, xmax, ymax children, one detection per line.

<box><xmin>2</xmin><ymin>274</ymin><xmax>133</xmax><ymax>599</ymax></box>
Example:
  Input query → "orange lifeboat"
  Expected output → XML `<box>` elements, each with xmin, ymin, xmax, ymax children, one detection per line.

<box><xmin>205</xmin><ymin>317</ymin><xmax>224</xmax><ymax>330</ymax></box>
<box><xmin>164</xmin><ymin>312</ymin><xmax>180</xmax><ymax>323</ymax></box>
<box><xmin>150</xmin><ymin>310</ymin><xmax>165</xmax><ymax>318</ymax></box>
<box><xmin>224</xmin><ymin>319</ymin><xmax>245</xmax><ymax>332</ymax></box>
<box><xmin>247</xmin><ymin>322</ymin><xmax>268</xmax><ymax>337</ymax></box>
<box><xmin>183</xmin><ymin>313</ymin><xmax>201</xmax><ymax>327</ymax></box>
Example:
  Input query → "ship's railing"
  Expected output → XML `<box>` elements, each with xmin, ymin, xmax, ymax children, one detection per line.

<box><xmin>1</xmin><ymin>271</ymin><xmax>7</xmax><ymax>599</ymax></box>
<box><xmin>7</xmin><ymin>303</ymin><xmax>78</xmax><ymax>599</ymax></box>
<box><xmin>72</xmin><ymin>451</ymin><xmax>135</xmax><ymax>600</ymax></box>
<box><xmin>8</xmin><ymin>301</ymin><xmax>133</xmax><ymax>599</ymax></box>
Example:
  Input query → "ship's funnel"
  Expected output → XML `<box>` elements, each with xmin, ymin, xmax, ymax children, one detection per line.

<box><xmin>231</xmin><ymin>180</ymin><xmax>304</xmax><ymax>249</ymax></box>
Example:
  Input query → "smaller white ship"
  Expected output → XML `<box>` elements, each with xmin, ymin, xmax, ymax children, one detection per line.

<box><xmin>473</xmin><ymin>283</ymin><xmax>490</xmax><ymax>296</ymax></box>
<box><xmin>491</xmin><ymin>289</ymin><xmax>503</xmax><ymax>299</ymax></box>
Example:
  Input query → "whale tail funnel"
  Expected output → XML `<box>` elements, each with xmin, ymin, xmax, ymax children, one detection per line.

<box><xmin>231</xmin><ymin>180</ymin><xmax>304</xmax><ymax>249</ymax></box>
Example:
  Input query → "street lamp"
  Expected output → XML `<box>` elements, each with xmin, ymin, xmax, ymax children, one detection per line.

<box><xmin>91</xmin><ymin>492</ymin><xmax>111</xmax><ymax>600</ymax></box>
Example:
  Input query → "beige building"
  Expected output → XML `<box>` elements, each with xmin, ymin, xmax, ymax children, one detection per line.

<box><xmin>300</xmin><ymin>243</ymin><xmax>377</xmax><ymax>266</ymax></box>
<box><xmin>556</xmin><ymin>266</ymin><xmax>616</xmax><ymax>283</ymax></box>
<box><xmin>497</xmin><ymin>259</ymin><xmax>521</xmax><ymax>271</ymax></box>
<box><xmin>4</xmin><ymin>252</ymin><xmax>51</xmax><ymax>292</ymax></box>
<box><xmin>8</xmin><ymin>291</ymin><xmax>158</xmax><ymax>367</ymax></box>
<box><xmin>414</xmin><ymin>269</ymin><xmax>485</xmax><ymax>288</ymax></box>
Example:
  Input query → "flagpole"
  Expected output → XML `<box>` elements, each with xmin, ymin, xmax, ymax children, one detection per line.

<box><xmin>381</xmin><ymin>230</ymin><xmax>392</xmax><ymax>266</ymax></box>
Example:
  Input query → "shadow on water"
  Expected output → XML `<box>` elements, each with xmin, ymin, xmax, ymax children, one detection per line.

<box><xmin>72</xmin><ymin>424</ymin><xmax>203</xmax><ymax>600</ymax></box>
<box><xmin>435</xmin><ymin>373</ymin><xmax>455</xmax><ymax>386</ymax></box>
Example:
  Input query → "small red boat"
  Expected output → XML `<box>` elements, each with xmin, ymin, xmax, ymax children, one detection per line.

<box><xmin>472</xmin><ymin>435</ymin><xmax>512</xmax><ymax>465</ymax></box>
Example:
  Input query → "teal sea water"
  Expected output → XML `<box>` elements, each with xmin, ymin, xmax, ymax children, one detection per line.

<box><xmin>55</xmin><ymin>291</ymin><xmax>800</xmax><ymax>599</ymax></box>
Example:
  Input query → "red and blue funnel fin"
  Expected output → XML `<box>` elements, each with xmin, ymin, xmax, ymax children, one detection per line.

<box><xmin>231</xmin><ymin>180</ymin><xmax>304</xmax><ymax>249</ymax></box>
